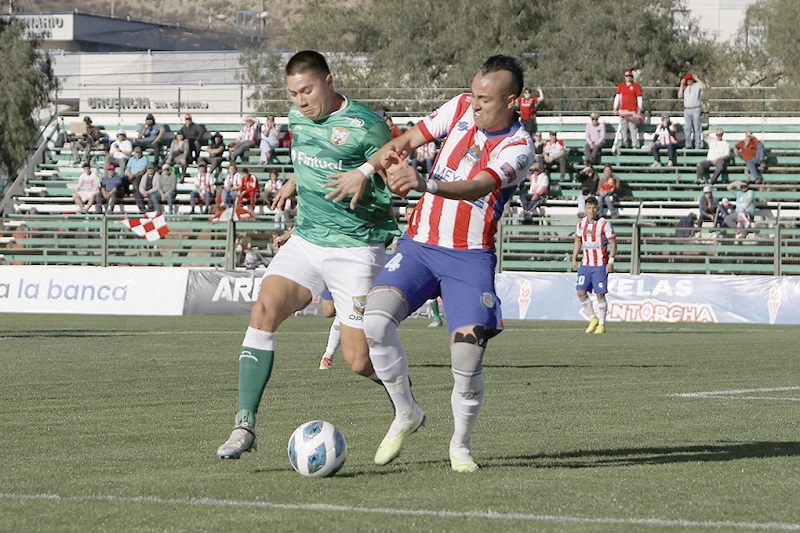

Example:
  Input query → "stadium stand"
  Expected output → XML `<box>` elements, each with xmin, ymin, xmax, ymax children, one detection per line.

<box><xmin>2</xmin><ymin>114</ymin><xmax>800</xmax><ymax>273</ymax></box>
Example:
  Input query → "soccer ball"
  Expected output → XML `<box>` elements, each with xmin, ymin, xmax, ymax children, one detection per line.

<box><xmin>287</xmin><ymin>420</ymin><xmax>347</xmax><ymax>478</ymax></box>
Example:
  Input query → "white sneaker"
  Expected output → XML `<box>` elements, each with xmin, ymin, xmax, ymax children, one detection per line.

<box><xmin>374</xmin><ymin>404</ymin><xmax>426</xmax><ymax>466</ymax></box>
<box><xmin>216</xmin><ymin>423</ymin><xmax>257</xmax><ymax>459</ymax></box>
<box><xmin>428</xmin><ymin>320</ymin><xmax>443</xmax><ymax>328</ymax></box>
<box><xmin>651</xmin><ymin>161</ymin><xmax>662</xmax><ymax>167</ymax></box>
<box><xmin>319</xmin><ymin>355</ymin><xmax>332</xmax><ymax>370</ymax></box>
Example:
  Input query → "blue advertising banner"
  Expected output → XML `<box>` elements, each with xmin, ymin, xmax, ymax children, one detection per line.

<box><xmin>496</xmin><ymin>273</ymin><xmax>800</xmax><ymax>324</ymax></box>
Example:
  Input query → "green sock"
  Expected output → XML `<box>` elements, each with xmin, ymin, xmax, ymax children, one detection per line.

<box><xmin>236</xmin><ymin>346</ymin><xmax>274</xmax><ymax>427</ymax></box>
<box><xmin>430</xmin><ymin>299</ymin><xmax>442</xmax><ymax>321</ymax></box>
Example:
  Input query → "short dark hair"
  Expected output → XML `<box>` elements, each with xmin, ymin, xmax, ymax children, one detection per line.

<box><xmin>585</xmin><ymin>196</ymin><xmax>599</xmax><ymax>207</ymax></box>
<box><xmin>479</xmin><ymin>55</ymin><xmax>524</xmax><ymax>97</ymax></box>
<box><xmin>286</xmin><ymin>50</ymin><xmax>331</xmax><ymax>78</ymax></box>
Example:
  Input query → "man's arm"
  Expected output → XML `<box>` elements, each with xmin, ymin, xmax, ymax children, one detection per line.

<box><xmin>572</xmin><ymin>235</ymin><xmax>581</xmax><ymax>270</ymax></box>
<box><xmin>606</xmin><ymin>239</ymin><xmax>617</xmax><ymax>273</ymax></box>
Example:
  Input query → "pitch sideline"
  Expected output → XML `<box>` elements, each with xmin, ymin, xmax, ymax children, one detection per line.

<box><xmin>670</xmin><ymin>386</ymin><xmax>800</xmax><ymax>401</ymax></box>
<box><xmin>1</xmin><ymin>493</ymin><xmax>799</xmax><ymax>531</ymax></box>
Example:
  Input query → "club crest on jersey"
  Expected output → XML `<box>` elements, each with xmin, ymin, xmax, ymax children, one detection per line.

<box><xmin>516</xmin><ymin>154</ymin><xmax>529</xmax><ymax>171</ymax></box>
<box><xmin>352</xmin><ymin>295</ymin><xmax>367</xmax><ymax>316</ymax></box>
<box><xmin>500</xmin><ymin>162</ymin><xmax>515</xmax><ymax>182</ymax></box>
<box><xmin>330</xmin><ymin>126</ymin><xmax>351</xmax><ymax>146</ymax></box>
<box><xmin>480</xmin><ymin>292</ymin><xmax>495</xmax><ymax>308</ymax></box>
<box><xmin>465</xmin><ymin>143</ymin><xmax>481</xmax><ymax>166</ymax></box>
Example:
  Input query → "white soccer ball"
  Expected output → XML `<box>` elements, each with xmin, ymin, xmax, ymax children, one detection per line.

<box><xmin>287</xmin><ymin>420</ymin><xmax>347</xmax><ymax>478</ymax></box>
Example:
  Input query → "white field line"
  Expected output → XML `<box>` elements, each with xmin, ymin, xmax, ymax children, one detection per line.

<box><xmin>0</xmin><ymin>493</ymin><xmax>799</xmax><ymax>531</ymax></box>
<box><xmin>671</xmin><ymin>386</ymin><xmax>800</xmax><ymax>401</ymax></box>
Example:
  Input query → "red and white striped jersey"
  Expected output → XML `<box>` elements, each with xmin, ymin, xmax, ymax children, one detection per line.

<box><xmin>576</xmin><ymin>216</ymin><xmax>616</xmax><ymax>266</ymax></box>
<box><xmin>410</xmin><ymin>93</ymin><xmax>534</xmax><ymax>250</ymax></box>
<box><xmin>194</xmin><ymin>171</ymin><xmax>215</xmax><ymax>194</ymax></box>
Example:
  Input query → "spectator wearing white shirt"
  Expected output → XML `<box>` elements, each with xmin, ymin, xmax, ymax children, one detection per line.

<box><xmin>190</xmin><ymin>163</ymin><xmax>216</xmax><ymax>214</ymax></box>
<box><xmin>696</xmin><ymin>128</ymin><xmax>731</xmax><ymax>184</ymax></box>
<box><xmin>520</xmin><ymin>164</ymin><xmax>549</xmax><ymax>219</ymax></box>
<box><xmin>105</xmin><ymin>129</ymin><xmax>132</xmax><ymax>171</ymax></box>
<box><xmin>583</xmin><ymin>113</ymin><xmax>605</xmax><ymax>165</ymax></box>
<box><xmin>72</xmin><ymin>162</ymin><xmax>100</xmax><ymax>214</ymax></box>
<box><xmin>543</xmin><ymin>131</ymin><xmax>567</xmax><ymax>181</ymax></box>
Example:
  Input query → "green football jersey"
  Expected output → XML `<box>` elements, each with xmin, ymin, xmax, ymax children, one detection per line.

<box><xmin>289</xmin><ymin>97</ymin><xmax>399</xmax><ymax>247</ymax></box>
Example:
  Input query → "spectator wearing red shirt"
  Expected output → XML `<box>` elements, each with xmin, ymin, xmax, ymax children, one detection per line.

<box><xmin>733</xmin><ymin>131</ymin><xmax>766</xmax><ymax>184</ymax></box>
<box><xmin>237</xmin><ymin>167</ymin><xmax>260</xmax><ymax>209</ymax></box>
<box><xmin>613</xmin><ymin>70</ymin><xmax>643</xmax><ymax>150</ymax></box>
<box><xmin>516</xmin><ymin>86</ymin><xmax>544</xmax><ymax>135</ymax></box>
<box><xmin>385</xmin><ymin>116</ymin><xmax>404</xmax><ymax>139</ymax></box>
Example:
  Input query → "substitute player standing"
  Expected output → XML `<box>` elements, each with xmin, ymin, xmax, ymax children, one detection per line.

<box><xmin>572</xmin><ymin>196</ymin><xmax>616</xmax><ymax>334</ymax></box>
<box><xmin>325</xmin><ymin>55</ymin><xmax>534</xmax><ymax>473</ymax></box>
<box><xmin>216</xmin><ymin>50</ymin><xmax>399</xmax><ymax>459</ymax></box>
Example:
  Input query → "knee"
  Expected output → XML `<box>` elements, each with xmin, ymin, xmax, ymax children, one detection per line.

<box><xmin>364</xmin><ymin>287</ymin><xmax>408</xmax><ymax>345</ymax></box>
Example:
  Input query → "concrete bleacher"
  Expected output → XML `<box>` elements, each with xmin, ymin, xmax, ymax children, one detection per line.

<box><xmin>5</xmin><ymin>113</ymin><xmax>800</xmax><ymax>273</ymax></box>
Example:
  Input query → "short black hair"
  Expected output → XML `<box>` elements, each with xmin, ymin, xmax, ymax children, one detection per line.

<box><xmin>585</xmin><ymin>196</ymin><xmax>599</xmax><ymax>207</ymax></box>
<box><xmin>480</xmin><ymin>55</ymin><xmax>524</xmax><ymax>97</ymax></box>
<box><xmin>286</xmin><ymin>50</ymin><xmax>331</xmax><ymax>78</ymax></box>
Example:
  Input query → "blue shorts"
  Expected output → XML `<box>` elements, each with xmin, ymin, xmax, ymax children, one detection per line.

<box><xmin>373</xmin><ymin>237</ymin><xmax>503</xmax><ymax>335</ymax></box>
<box><xmin>576</xmin><ymin>265</ymin><xmax>609</xmax><ymax>295</ymax></box>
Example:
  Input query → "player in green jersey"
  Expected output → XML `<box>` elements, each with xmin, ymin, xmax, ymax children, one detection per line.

<box><xmin>217</xmin><ymin>50</ymin><xmax>400</xmax><ymax>459</ymax></box>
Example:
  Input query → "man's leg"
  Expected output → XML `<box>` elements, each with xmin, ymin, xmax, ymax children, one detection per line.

<box><xmin>711</xmin><ymin>159</ymin><xmax>727</xmax><ymax>184</ymax></box>
<box><xmin>217</xmin><ymin>274</ymin><xmax>312</xmax><ymax>459</ymax></box>
<box><xmin>365</xmin><ymin>287</ymin><xmax>425</xmax><ymax>466</ymax></box>
<box><xmin>449</xmin><ymin>326</ymin><xmax>488</xmax><ymax>473</ymax></box>
<box><xmin>691</xmin><ymin>108</ymin><xmax>703</xmax><ymax>149</ymax></box>
<box><xmin>683</xmin><ymin>109</ymin><xmax>693</xmax><ymax>149</ymax></box>
<box><xmin>617</xmin><ymin>117</ymin><xmax>629</xmax><ymax>147</ymax></box>
<box><xmin>629</xmin><ymin>121</ymin><xmax>639</xmax><ymax>149</ymax></box>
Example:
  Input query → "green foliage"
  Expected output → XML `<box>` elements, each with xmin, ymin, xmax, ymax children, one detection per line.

<box><xmin>236</xmin><ymin>41</ymin><xmax>286</xmax><ymax>114</ymax></box>
<box><xmin>0</xmin><ymin>19</ymin><xmax>58</xmax><ymax>176</ymax></box>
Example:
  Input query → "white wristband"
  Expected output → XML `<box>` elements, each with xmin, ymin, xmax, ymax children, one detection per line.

<box><xmin>608</xmin><ymin>257</ymin><xmax>615</xmax><ymax>264</ymax></box>
<box><xmin>357</xmin><ymin>162</ymin><xmax>375</xmax><ymax>178</ymax></box>
<box><xmin>426</xmin><ymin>179</ymin><xmax>439</xmax><ymax>194</ymax></box>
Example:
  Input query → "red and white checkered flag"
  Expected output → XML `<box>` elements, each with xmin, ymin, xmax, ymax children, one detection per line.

<box><xmin>119</xmin><ymin>211</ymin><xmax>170</xmax><ymax>241</ymax></box>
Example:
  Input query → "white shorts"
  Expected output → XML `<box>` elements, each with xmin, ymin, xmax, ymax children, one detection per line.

<box><xmin>77</xmin><ymin>191</ymin><xmax>95</xmax><ymax>202</ymax></box>
<box><xmin>265</xmin><ymin>234</ymin><xmax>385</xmax><ymax>328</ymax></box>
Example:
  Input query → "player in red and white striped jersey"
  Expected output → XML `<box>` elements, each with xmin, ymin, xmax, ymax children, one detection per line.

<box><xmin>572</xmin><ymin>196</ymin><xmax>617</xmax><ymax>334</ymax></box>
<box><xmin>324</xmin><ymin>55</ymin><xmax>534</xmax><ymax>473</ymax></box>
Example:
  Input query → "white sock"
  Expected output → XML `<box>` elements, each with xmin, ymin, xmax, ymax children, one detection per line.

<box><xmin>324</xmin><ymin>317</ymin><xmax>341</xmax><ymax>359</ymax></box>
<box><xmin>243</xmin><ymin>326</ymin><xmax>275</xmax><ymax>351</ymax></box>
<box><xmin>580</xmin><ymin>295</ymin><xmax>596</xmax><ymax>318</ymax></box>
<box><xmin>596</xmin><ymin>297</ymin><xmax>608</xmax><ymax>325</ymax></box>
<box><xmin>364</xmin><ymin>312</ymin><xmax>415</xmax><ymax>418</ymax></box>
<box><xmin>450</xmin><ymin>345</ymin><xmax>485</xmax><ymax>460</ymax></box>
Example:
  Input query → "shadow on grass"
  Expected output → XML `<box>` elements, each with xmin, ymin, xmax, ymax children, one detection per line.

<box><xmin>413</xmin><ymin>363</ymin><xmax>680</xmax><ymax>370</ymax></box>
<box><xmin>0</xmin><ymin>330</ymin><xmax>138</xmax><ymax>338</ymax></box>
<box><xmin>486</xmin><ymin>441</ymin><xmax>800</xmax><ymax>469</ymax></box>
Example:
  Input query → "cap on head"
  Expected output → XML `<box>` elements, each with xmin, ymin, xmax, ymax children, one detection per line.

<box><xmin>147</xmin><ymin>164</ymin><xmax>155</xmax><ymax>170</ymax></box>
<box><xmin>624</xmin><ymin>69</ymin><xmax>633</xmax><ymax>77</ymax></box>
<box><xmin>117</xmin><ymin>129</ymin><xmax>126</xmax><ymax>136</ymax></box>
<box><xmin>683</xmin><ymin>72</ymin><xmax>693</xmax><ymax>81</ymax></box>
<box><xmin>722</xmin><ymin>198</ymin><xmax>730</xmax><ymax>204</ymax></box>
<box><xmin>83</xmin><ymin>116</ymin><xmax>92</xmax><ymax>124</ymax></box>
<box><xmin>162</xmin><ymin>164</ymin><xmax>170</xmax><ymax>170</ymax></box>
<box><xmin>133</xmin><ymin>146</ymin><xmax>142</xmax><ymax>153</ymax></box>
<box><xmin>703</xmin><ymin>185</ymin><xmax>712</xmax><ymax>193</ymax></box>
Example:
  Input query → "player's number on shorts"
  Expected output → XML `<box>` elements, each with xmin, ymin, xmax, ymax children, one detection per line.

<box><xmin>385</xmin><ymin>252</ymin><xmax>403</xmax><ymax>272</ymax></box>
<box><xmin>577</xmin><ymin>275</ymin><xmax>585</xmax><ymax>285</ymax></box>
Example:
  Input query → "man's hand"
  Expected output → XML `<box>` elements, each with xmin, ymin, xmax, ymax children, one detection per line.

<box><xmin>384</xmin><ymin>147</ymin><xmax>423</xmax><ymax>197</ymax></box>
<box><xmin>323</xmin><ymin>168</ymin><xmax>369</xmax><ymax>209</ymax></box>
<box><xmin>271</xmin><ymin>175</ymin><xmax>296</xmax><ymax>211</ymax></box>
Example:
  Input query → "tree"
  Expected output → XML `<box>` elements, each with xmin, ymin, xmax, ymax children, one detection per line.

<box><xmin>0</xmin><ymin>19</ymin><xmax>58</xmax><ymax>177</ymax></box>
<box><xmin>237</xmin><ymin>41</ymin><xmax>286</xmax><ymax>114</ymax></box>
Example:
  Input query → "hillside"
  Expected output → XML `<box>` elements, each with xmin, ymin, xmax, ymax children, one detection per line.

<box><xmin>13</xmin><ymin>0</ymin><xmax>324</xmax><ymax>49</ymax></box>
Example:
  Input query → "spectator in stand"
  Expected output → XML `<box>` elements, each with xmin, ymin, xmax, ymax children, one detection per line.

<box><xmin>597</xmin><ymin>164</ymin><xmax>620</xmax><ymax>218</ymax></box>
<box><xmin>72</xmin><ymin>162</ymin><xmax>100</xmax><ymax>214</ymax></box>
<box><xmin>516</xmin><ymin>86</ymin><xmax>544</xmax><ymax>135</ymax></box>
<box><xmin>733</xmin><ymin>131</ymin><xmax>767</xmax><ymax>184</ymax></box>
<box><xmin>613</xmin><ymin>69</ymin><xmax>643</xmax><ymax>150</ymax></box>
<box><xmin>151</xmin><ymin>164</ymin><xmax>178</xmax><ymax>214</ymax></box>
<box><xmin>716</xmin><ymin>197</ymin><xmax>734</xmax><ymax>228</ymax></box>
<box><xmin>414</xmin><ymin>140</ymin><xmax>437</xmax><ymax>177</ymax></box>
<box><xmin>261</xmin><ymin>170</ymin><xmax>281</xmax><ymax>207</ymax></box>
<box><xmin>166</xmin><ymin>130</ymin><xmax>190</xmax><ymax>179</ymax></box>
<box><xmin>135</xmin><ymin>164</ymin><xmax>158</xmax><ymax>213</ymax></box>
<box><xmin>190</xmin><ymin>163</ymin><xmax>216</xmax><ymax>214</ymax></box>
<box><xmin>229</xmin><ymin>117</ymin><xmax>259</xmax><ymax>163</ymax></box>
<box><xmin>519</xmin><ymin>163</ymin><xmax>549</xmax><ymax>219</ymax></box>
<box><xmin>259</xmin><ymin>115</ymin><xmax>281</xmax><ymax>164</ymax></box>
<box><xmin>124</xmin><ymin>146</ymin><xmax>150</xmax><ymax>196</ymax></box>
<box><xmin>725</xmin><ymin>180</ymin><xmax>756</xmax><ymax>239</ymax></box>
<box><xmin>575</xmin><ymin>163</ymin><xmax>600</xmax><ymax>195</ymax></box>
<box><xmin>71</xmin><ymin>116</ymin><xmax>108</xmax><ymax>165</ymax></box>
<box><xmin>201</xmin><ymin>131</ymin><xmax>226</xmax><ymax>176</ymax></box>
<box><xmin>273</xmin><ymin>195</ymin><xmax>294</xmax><ymax>231</ymax></box>
<box><xmin>237</xmin><ymin>167</ymin><xmax>260</xmax><ymax>210</ymax></box>
<box><xmin>584</xmin><ymin>112</ymin><xmax>605</xmax><ymax>165</ymax></box>
<box><xmin>134</xmin><ymin>113</ymin><xmax>167</xmax><ymax>166</ymax></box>
<box><xmin>697</xmin><ymin>185</ymin><xmax>717</xmax><ymax>227</ymax></box>
<box><xmin>532</xmin><ymin>131</ymin><xmax>545</xmax><ymax>170</ymax></box>
<box><xmin>385</xmin><ymin>115</ymin><xmax>404</xmax><ymax>138</ymax></box>
<box><xmin>677</xmin><ymin>72</ymin><xmax>708</xmax><ymax>150</ymax></box>
<box><xmin>178</xmin><ymin>113</ymin><xmax>206</xmax><ymax>164</ymax></box>
<box><xmin>105</xmin><ymin>129</ymin><xmax>132</xmax><ymax>171</ymax></box>
<box><xmin>220</xmin><ymin>162</ymin><xmax>242</xmax><ymax>208</ymax></box>
<box><xmin>95</xmin><ymin>163</ymin><xmax>124</xmax><ymax>214</ymax></box>
<box><xmin>649</xmin><ymin>112</ymin><xmax>678</xmax><ymax>167</ymax></box>
<box><xmin>696</xmin><ymin>128</ymin><xmax>731</xmax><ymax>184</ymax></box>
<box><xmin>543</xmin><ymin>130</ymin><xmax>567</xmax><ymax>181</ymax></box>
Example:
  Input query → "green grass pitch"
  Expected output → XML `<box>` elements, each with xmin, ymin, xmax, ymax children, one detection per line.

<box><xmin>0</xmin><ymin>314</ymin><xmax>798</xmax><ymax>532</ymax></box>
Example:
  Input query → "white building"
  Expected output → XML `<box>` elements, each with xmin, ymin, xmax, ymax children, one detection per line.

<box><xmin>684</xmin><ymin>0</ymin><xmax>760</xmax><ymax>42</ymax></box>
